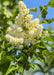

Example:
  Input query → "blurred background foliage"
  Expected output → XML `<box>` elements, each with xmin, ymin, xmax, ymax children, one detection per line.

<box><xmin>0</xmin><ymin>0</ymin><xmax>54</xmax><ymax>75</ymax></box>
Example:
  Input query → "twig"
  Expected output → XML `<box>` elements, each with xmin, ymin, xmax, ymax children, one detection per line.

<box><xmin>22</xmin><ymin>52</ymin><xmax>30</xmax><ymax>75</ymax></box>
<box><xmin>22</xmin><ymin>60</ymin><xmax>28</xmax><ymax>75</ymax></box>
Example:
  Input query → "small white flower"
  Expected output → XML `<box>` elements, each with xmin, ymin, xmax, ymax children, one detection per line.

<box><xmin>18</xmin><ymin>45</ymin><xmax>23</xmax><ymax>49</ymax></box>
<box><xmin>7</xmin><ymin>27</ymin><xmax>12</xmax><ymax>32</ymax></box>
<box><xmin>29</xmin><ymin>30</ymin><xmax>34</xmax><ymax>35</ymax></box>
<box><xmin>19</xmin><ymin>38</ymin><xmax>24</xmax><ymax>44</ymax></box>
<box><xmin>17</xmin><ymin>27</ymin><xmax>23</xmax><ymax>32</ymax></box>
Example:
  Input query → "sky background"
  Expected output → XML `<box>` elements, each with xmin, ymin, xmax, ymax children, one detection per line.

<box><xmin>23</xmin><ymin>0</ymin><xmax>54</xmax><ymax>30</ymax></box>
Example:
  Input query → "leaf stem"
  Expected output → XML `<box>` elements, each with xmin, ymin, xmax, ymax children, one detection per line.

<box><xmin>44</xmin><ymin>73</ymin><xmax>45</xmax><ymax>75</ymax></box>
<box><xmin>22</xmin><ymin>60</ymin><xmax>28</xmax><ymax>75</ymax></box>
<box><xmin>22</xmin><ymin>52</ymin><xmax>30</xmax><ymax>75</ymax></box>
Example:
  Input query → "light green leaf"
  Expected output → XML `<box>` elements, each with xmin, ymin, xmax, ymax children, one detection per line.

<box><xmin>5</xmin><ymin>65</ymin><xmax>18</xmax><ymax>75</ymax></box>
<box><xmin>36</xmin><ymin>64</ymin><xmax>45</xmax><ymax>73</ymax></box>
<box><xmin>18</xmin><ymin>66</ymin><xmax>23</xmax><ymax>74</ymax></box>
<box><xmin>48</xmin><ymin>0</ymin><xmax>54</xmax><ymax>7</ymax></box>
<box><xmin>3</xmin><ymin>1</ymin><xmax>10</xmax><ymax>6</ymax></box>
<box><xmin>42</xmin><ymin>50</ymin><xmax>49</xmax><ymax>56</ymax></box>
<box><xmin>42</xmin><ymin>37</ymin><xmax>54</xmax><ymax>43</ymax></box>
<box><xmin>3</xmin><ymin>7</ymin><xmax>13</xmax><ymax>18</ymax></box>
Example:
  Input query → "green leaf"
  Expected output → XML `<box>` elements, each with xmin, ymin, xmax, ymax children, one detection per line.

<box><xmin>0</xmin><ymin>56</ymin><xmax>14</xmax><ymax>65</ymax></box>
<box><xmin>18</xmin><ymin>66</ymin><xmax>23</xmax><ymax>74</ymax></box>
<box><xmin>42</xmin><ymin>50</ymin><xmax>49</xmax><ymax>56</ymax></box>
<box><xmin>40</xmin><ymin>18</ymin><xmax>54</xmax><ymax>24</ymax></box>
<box><xmin>42</xmin><ymin>36</ymin><xmax>54</xmax><ymax>43</ymax></box>
<box><xmin>0</xmin><ymin>51</ymin><xmax>3</xmax><ymax>60</ymax></box>
<box><xmin>40</xmin><ymin>19</ymin><xmax>48</xmax><ymax>24</ymax></box>
<box><xmin>3</xmin><ymin>1</ymin><xmax>10</xmax><ymax>6</ymax></box>
<box><xmin>0</xmin><ymin>61</ymin><xmax>10</xmax><ymax>75</ymax></box>
<box><xmin>36</xmin><ymin>64</ymin><xmax>45</xmax><ymax>73</ymax></box>
<box><xmin>18</xmin><ymin>52</ymin><xmax>28</xmax><ymax>62</ymax></box>
<box><xmin>5</xmin><ymin>65</ymin><xmax>18</xmax><ymax>75</ymax></box>
<box><xmin>30</xmin><ymin>8</ymin><xmax>37</xmax><ymax>12</ymax></box>
<box><xmin>40</xmin><ymin>6</ymin><xmax>48</xmax><ymax>19</ymax></box>
<box><xmin>18</xmin><ymin>0</ymin><xmax>23</xmax><ymax>1</ymax></box>
<box><xmin>48</xmin><ymin>0</ymin><xmax>54</xmax><ymax>7</ymax></box>
<box><xmin>3</xmin><ymin>7</ymin><xmax>13</xmax><ymax>18</ymax></box>
<box><xmin>43</xmin><ymin>42</ymin><xmax>54</xmax><ymax>48</ymax></box>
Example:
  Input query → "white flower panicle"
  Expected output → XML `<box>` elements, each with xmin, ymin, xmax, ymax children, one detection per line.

<box><xmin>5</xmin><ymin>1</ymin><xmax>43</xmax><ymax>49</ymax></box>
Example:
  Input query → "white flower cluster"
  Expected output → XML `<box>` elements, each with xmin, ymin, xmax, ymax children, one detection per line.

<box><xmin>5</xmin><ymin>1</ymin><xmax>43</xmax><ymax>49</ymax></box>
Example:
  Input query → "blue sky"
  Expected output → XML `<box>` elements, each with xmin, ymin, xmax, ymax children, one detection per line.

<box><xmin>23</xmin><ymin>0</ymin><xmax>54</xmax><ymax>30</ymax></box>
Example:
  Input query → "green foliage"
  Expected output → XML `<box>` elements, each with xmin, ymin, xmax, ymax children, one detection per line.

<box><xmin>30</xmin><ymin>8</ymin><xmax>37</xmax><ymax>12</ymax></box>
<box><xmin>40</xmin><ymin>18</ymin><xmax>54</xmax><ymax>24</ymax></box>
<box><xmin>36</xmin><ymin>64</ymin><xmax>45</xmax><ymax>73</ymax></box>
<box><xmin>40</xmin><ymin>6</ymin><xmax>48</xmax><ymax>19</ymax></box>
<box><xmin>5</xmin><ymin>65</ymin><xmax>18</xmax><ymax>75</ymax></box>
<box><xmin>39</xmin><ymin>0</ymin><xmax>54</xmax><ymax>24</ymax></box>
<box><xmin>48</xmin><ymin>0</ymin><xmax>54</xmax><ymax>7</ymax></box>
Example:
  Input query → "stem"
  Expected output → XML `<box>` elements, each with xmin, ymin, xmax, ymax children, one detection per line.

<box><xmin>44</xmin><ymin>73</ymin><xmax>45</xmax><ymax>75</ymax></box>
<box><xmin>22</xmin><ymin>52</ymin><xmax>30</xmax><ymax>75</ymax></box>
<box><xmin>22</xmin><ymin>60</ymin><xmax>28</xmax><ymax>75</ymax></box>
